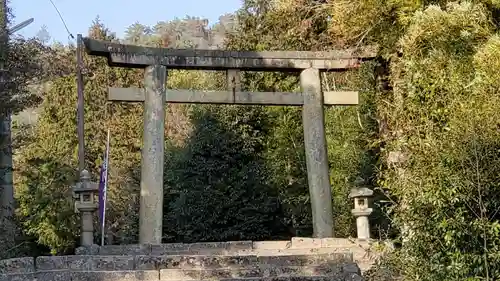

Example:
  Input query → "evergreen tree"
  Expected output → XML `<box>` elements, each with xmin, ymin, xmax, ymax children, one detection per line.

<box><xmin>164</xmin><ymin>105</ymin><xmax>286</xmax><ymax>242</ymax></box>
<box><xmin>15</xmin><ymin>20</ymin><xmax>146</xmax><ymax>253</ymax></box>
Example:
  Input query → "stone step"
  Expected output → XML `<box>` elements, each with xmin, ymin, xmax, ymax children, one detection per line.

<box><xmin>136</xmin><ymin>253</ymin><xmax>353</xmax><ymax>270</ymax></box>
<box><xmin>0</xmin><ymin>256</ymin><xmax>363</xmax><ymax>280</ymax></box>
<box><xmin>34</xmin><ymin>253</ymin><xmax>353</xmax><ymax>272</ymax></box>
<box><xmin>290</xmin><ymin>238</ymin><xmax>369</xmax><ymax>250</ymax></box>
<box><xmin>0</xmin><ymin>272</ymin><xmax>361</xmax><ymax>281</ymax></box>
<box><xmin>160</xmin><ymin>275</ymin><xmax>356</xmax><ymax>281</ymax></box>
<box><xmin>0</xmin><ymin>270</ymin><xmax>160</xmax><ymax>281</ymax></box>
<box><xmin>79</xmin><ymin>238</ymin><xmax>372</xmax><ymax>256</ymax></box>
<box><xmin>158</xmin><ymin>265</ymin><xmax>349</xmax><ymax>280</ymax></box>
<box><xmin>252</xmin><ymin>247</ymin><xmax>367</xmax><ymax>256</ymax></box>
<box><xmin>160</xmin><ymin>276</ymin><xmax>351</xmax><ymax>281</ymax></box>
<box><xmin>146</xmin><ymin>247</ymin><xmax>364</xmax><ymax>257</ymax></box>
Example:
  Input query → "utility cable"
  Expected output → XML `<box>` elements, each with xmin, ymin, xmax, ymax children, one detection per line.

<box><xmin>47</xmin><ymin>0</ymin><xmax>74</xmax><ymax>40</ymax></box>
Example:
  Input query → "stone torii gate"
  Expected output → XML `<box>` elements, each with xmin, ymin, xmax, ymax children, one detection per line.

<box><xmin>82</xmin><ymin>37</ymin><xmax>375</xmax><ymax>244</ymax></box>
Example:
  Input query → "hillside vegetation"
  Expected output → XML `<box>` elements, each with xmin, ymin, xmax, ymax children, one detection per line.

<box><xmin>1</xmin><ymin>1</ymin><xmax>499</xmax><ymax>280</ymax></box>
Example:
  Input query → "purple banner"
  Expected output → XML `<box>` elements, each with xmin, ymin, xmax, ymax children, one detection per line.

<box><xmin>98</xmin><ymin>130</ymin><xmax>110</xmax><ymax>246</ymax></box>
<box><xmin>98</xmin><ymin>156</ymin><xmax>107</xmax><ymax>226</ymax></box>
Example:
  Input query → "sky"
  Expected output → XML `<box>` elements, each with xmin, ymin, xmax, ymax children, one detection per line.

<box><xmin>9</xmin><ymin>0</ymin><xmax>242</xmax><ymax>44</ymax></box>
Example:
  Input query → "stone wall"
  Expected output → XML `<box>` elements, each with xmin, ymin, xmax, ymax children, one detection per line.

<box><xmin>0</xmin><ymin>238</ymin><xmax>389</xmax><ymax>281</ymax></box>
<box><xmin>0</xmin><ymin>254</ymin><xmax>360</xmax><ymax>281</ymax></box>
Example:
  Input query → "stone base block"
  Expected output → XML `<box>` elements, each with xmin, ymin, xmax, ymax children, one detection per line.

<box><xmin>71</xmin><ymin>270</ymin><xmax>159</xmax><ymax>281</ymax></box>
<box><xmin>0</xmin><ymin>258</ymin><xmax>35</xmax><ymax>274</ymax></box>
<box><xmin>89</xmin><ymin>238</ymin><xmax>374</xmax><ymax>257</ymax></box>
<box><xmin>158</xmin><ymin>265</ymin><xmax>347</xmax><ymax>280</ymax></box>
<box><xmin>36</xmin><ymin>255</ymin><xmax>135</xmax><ymax>271</ymax></box>
<box><xmin>135</xmin><ymin>253</ymin><xmax>352</xmax><ymax>270</ymax></box>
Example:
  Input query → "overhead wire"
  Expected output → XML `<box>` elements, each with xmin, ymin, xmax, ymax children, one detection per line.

<box><xmin>47</xmin><ymin>0</ymin><xmax>74</xmax><ymax>40</ymax></box>
<box><xmin>47</xmin><ymin>0</ymin><xmax>114</xmax><ymax>173</ymax></box>
<box><xmin>45</xmin><ymin>0</ymin><xmax>88</xmax><ymax>172</ymax></box>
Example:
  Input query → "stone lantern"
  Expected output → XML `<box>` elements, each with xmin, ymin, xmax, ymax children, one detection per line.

<box><xmin>349</xmin><ymin>186</ymin><xmax>373</xmax><ymax>240</ymax></box>
<box><xmin>73</xmin><ymin>170</ymin><xmax>99</xmax><ymax>246</ymax></box>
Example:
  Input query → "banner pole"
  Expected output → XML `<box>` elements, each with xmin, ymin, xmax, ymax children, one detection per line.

<box><xmin>100</xmin><ymin>129</ymin><xmax>110</xmax><ymax>246</ymax></box>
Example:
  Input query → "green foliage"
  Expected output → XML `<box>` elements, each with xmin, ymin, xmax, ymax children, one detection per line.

<box><xmin>16</xmin><ymin>159</ymin><xmax>78</xmax><ymax>254</ymax></box>
<box><xmin>370</xmin><ymin>2</ymin><xmax>500</xmax><ymax>280</ymax></box>
<box><xmin>164</xmin><ymin>105</ymin><xmax>287</xmax><ymax>242</ymax></box>
<box><xmin>0</xmin><ymin>37</ymin><xmax>49</xmax><ymax>114</ymax></box>
<box><xmin>225</xmin><ymin>0</ymin><xmax>381</xmax><ymax>238</ymax></box>
<box><xmin>264</xmin><ymin>106</ymin><xmax>312</xmax><ymax>236</ymax></box>
<box><xmin>0</xmin><ymin>9</ymin><xmax>56</xmax><ymax>256</ymax></box>
<box><xmin>229</xmin><ymin>1</ymin><xmax>500</xmax><ymax>280</ymax></box>
<box><xmin>14</xmin><ymin>20</ymin><xmax>147</xmax><ymax>252</ymax></box>
<box><xmin>8</xmin><ymin>2</ymin><xmax>500</xmax><ymax>281</ymax></box>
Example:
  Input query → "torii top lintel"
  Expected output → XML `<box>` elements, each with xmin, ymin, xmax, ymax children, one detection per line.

<box><xmin>82</xmin><ymin>37</ymin><xmax>377</xmax><ymax>71</ymax></box>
